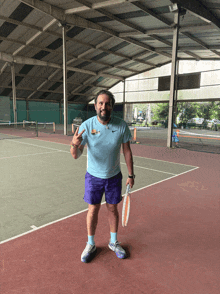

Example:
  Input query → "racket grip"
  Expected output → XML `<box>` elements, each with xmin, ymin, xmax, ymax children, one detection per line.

<box><xmin>126</xmin><ymin>184</ymin><xmax>130</xmax><ymax>194</ymax></box>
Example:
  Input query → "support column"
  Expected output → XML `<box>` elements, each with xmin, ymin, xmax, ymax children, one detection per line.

<box><xmin>62</xmin><ymin>24</ymin><xmax>68</xmax><ymax>135</ymax></box>
<box><xmin>87</xmin><ymin>103</ymin><xmax>89</xmax><ymax>119</ymax></box>
<box><xmin>11</xmin><ymin>63</ymin><xmax>17</xmax><ymax>123</ymax></box>
<box><xmin>123</xmin><ymin>79</ymin><xmax>126</xmax><ymax>120</ymax></box>
<box><xmin>59</xmin><ymin>101</ymin><xmax>62</xmax><ymax>124</ymax></box>
<box><xmin>26</xmin><ymin>99</ymin><xmax>29</xmax><ymax>121</ymax></box>
<box><xmin>167</xmin><ymin>7</ymin><xmax>180</xmax><ymax>148</ymax></box>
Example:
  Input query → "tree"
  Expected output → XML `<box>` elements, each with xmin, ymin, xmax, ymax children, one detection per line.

<box><xmin>178</xmin><ymin>102</ymin><xmax>199</xmax><ymax>124</ymax></box>
<box><xmin>151</xmin><ymin>103</ymin><xmax>169</xmax><ymax>122</ymax></box>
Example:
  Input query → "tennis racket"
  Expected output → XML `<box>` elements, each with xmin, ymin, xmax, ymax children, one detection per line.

<box><xmin>122</xmin><ymin>184</ymin><xmax>131</xmax><ymax>227</ymax></box>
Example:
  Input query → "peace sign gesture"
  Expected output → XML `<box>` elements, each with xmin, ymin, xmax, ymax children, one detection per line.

<box><xmin>71</xmin><ymin>127</ymin><xmax>85</xmax><ymax>147</ymax></box>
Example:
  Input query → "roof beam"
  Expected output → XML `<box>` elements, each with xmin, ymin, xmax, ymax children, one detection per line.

<box><xmin>157</xmin><ymin>45</ymin><xmax>220</xmax><ymax>52</ymax></box>
<box><xmin>75</xmin><ymin>0</ymin><xmax>146</xmax><ymax>34</ymax></box>
<box><xmin>132</xmin><ymin>1</ymin><xmax>220</xmax><ymax>59</ymax></box>
<box><xmin>0</xmin><ymin>72</ymin><xmax>109</xmax><ymax>89</ymax></box>
<box><xmin>130</xmin><ymin>1</ymin><xmax>200</xmax><ymax>59</ymax></box>
<box><xmin>0</xmin><ymin>36</ymin><xmax>139</xmax><ymax>74</ymax></box>
<box><xmin>18</xmin><ymin>0</ymin><xmax>174</xmax><ymax>59</ymax></box>
<box><xmin>122</xmin><ymin>37</ymin><xmax>171</xmax><ymax>58</ymax></box>
<box><xmin>0</xmin><ymin>51</ymin><xmax>123</xmax><ymax>80</ymax></box>
<box><xmin>65</xmin><ymin>0</ymin><xmax>136</xmax><ymax>14</ymax></box>
<box><xmin>0</xmin><ymin>85</ymin><xmax>65</xmax><ymax>95</ymax></box>
<box><xmin>148</xmin><ymin>34</ymin><xmax>201</xmax><ymax>60</ymax></box>
<box><xmin>0</xmin><ymin>16</ymin><xmax>151</xmax><ymax>69</ymax></box>
<box><xmin>19</xmin><ymin>0</ymin><xmax>118</xmax><ymax>36</ymax></box>
<box><xmin>119</xmin><ymin>24</ymin><xmax>215</xmax><ymax>36</ymax></box>
<box><xmin>182</xmin><ymin>32</ymin><xmax>220</xmax><ymax>57</ymax></box>
<box><xmin>170</xmin><ymin>0</ymin><xmax>220</xmax><ymax>30</ymax></box>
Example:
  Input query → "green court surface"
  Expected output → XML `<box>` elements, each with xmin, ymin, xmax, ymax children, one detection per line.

<box><xmin>0</xmin><ymin>138</ymin><xmax>198</xmax><ymax>243</ymax></box>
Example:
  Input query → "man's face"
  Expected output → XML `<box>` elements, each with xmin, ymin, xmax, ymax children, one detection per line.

<box><xmin>95</xmin><ymin>94</ymin><xmax>113</xmax><ymax>122</ymax></box>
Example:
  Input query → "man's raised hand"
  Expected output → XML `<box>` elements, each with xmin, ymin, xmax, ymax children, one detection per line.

<box><xmin>72</xmin><ymin>127</ymin><xmax>85</xmax><ymax>146</ymax></box>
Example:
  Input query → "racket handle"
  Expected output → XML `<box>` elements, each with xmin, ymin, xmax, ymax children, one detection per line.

<box><xmin>126</xmin><ymin>184</ymin><xmax>130</xmax><ymax>193</ymax></box>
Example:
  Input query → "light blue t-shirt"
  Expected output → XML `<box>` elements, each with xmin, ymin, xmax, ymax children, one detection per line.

<box><xmin>79</xmin><ymin>115</ymin><xmax>132</xmax><ymax>179</ymax></box>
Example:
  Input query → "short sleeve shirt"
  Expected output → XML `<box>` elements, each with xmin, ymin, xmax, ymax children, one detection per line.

<box><xmin>79</xmin><ymin>115</ymin><xmax>132</xmax><ymax>179</ymax></box>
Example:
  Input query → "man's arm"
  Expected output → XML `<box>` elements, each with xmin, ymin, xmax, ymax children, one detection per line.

<box><xmin>70</xmin><ymin>144</ymin><xmax>84</xmax><ymax>159</ymax></box>
<box><xmin>70</xmin><ymin>127</ymin><xmax>85</xmax><ymax>159</ymax></box>
<box><xmin>122</xmin><ymin>141</ymin><xmax>134</xmax><ymax>188</ymax></box>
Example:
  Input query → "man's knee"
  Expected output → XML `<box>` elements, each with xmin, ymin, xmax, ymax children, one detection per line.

<box><xmin>106</xmin><ymin>203</ymin><xmax>118</xmax><ymax>213</ymax></box>
<box><xmin>88</xmin><ymin>204</ymin><xmax>101</xmax><ymax>215</ymax></box>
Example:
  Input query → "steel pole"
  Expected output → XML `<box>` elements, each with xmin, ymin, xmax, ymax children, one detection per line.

<box><xmin>11</xmin><ymin>63</ymin><xmax>17</xmax><ymax>123</ymax></box>
<box><xmin>167</xmin><ymin>9</ymin><xmax>180</xmax><ymax>148</ymax></box>
<box><xmin>62</xmin><ymin>25</ymin><xmax>68</xmax><ymax>135</ymax></box>
<box><xmin>123</xmin><ymin>79</ymin><xmax>126</xmax><ymax>120</ymax></box>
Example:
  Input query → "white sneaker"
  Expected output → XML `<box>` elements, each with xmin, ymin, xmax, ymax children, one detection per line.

<box><xmin>81</xmin><ymin>243</ymin><xmax>97</xmax><ymax>263</ymax></box>
<box><xmin>108</xmin><ymin>241</ymin><xmax>126</xmax><ymax>259</ymax></box>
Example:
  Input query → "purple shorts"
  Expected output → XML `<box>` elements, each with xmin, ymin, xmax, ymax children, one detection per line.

<box><xmin>84</xmin><ymin>172</ymin><xmax>122</xmax><ymax>205</ymax></box>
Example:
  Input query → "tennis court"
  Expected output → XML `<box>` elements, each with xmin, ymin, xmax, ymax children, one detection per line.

<box><xmin>1</xmin><ymin>134</ymin><xmax>197</xmax><ymax>242</ymax></box>
<box><xmin>1</xmin><ymin>131</ymin><xmax>220</xmax><ymax>294</ymax></box>
<box><xmin>129</xmin><ymin>126</ymin><xmax>220</xmax><ymax>154</ymax></box>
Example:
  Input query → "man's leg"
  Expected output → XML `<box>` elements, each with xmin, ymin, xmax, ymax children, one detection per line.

<box><xmin>81</xmin><ymin>204</ymin><xmax>101</xmax><ymax>263</ymax></box>
<box><xmin>87</xmin><ymin>203</ymin><xmax>101</xmax><ymax>237</ymax></box>
<box><xmin>106</xmin><ymin>203</ymin><xmax>119</xmax><ymax>233</ymax></box>
<box><xmin>106</xmin><ymin>203</ymin><xmax>126</xmax><ymax>259</ymax></box>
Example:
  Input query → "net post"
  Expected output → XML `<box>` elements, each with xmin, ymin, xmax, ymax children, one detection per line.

<box><xmin>53</xmin><ymin>122</ymin><xmax>55</xmax><ymax>133</ymax></box>
<box><xmin>36</xmin><ymin>121</ymin><xmax>38</xmax><ymax>137</ymax></box>
<box><xmin>134</xmin><ymin>127</ymin><xmax>137</xmax><ymax>141</ymax></box>
<box><xmin>72</xmin><ymin>123</ymin><xmax>74</xmax><ymax>134</ymax></box>
<box><xmin>23</xmin><ymin>120</ymin><xmax>25</xmax><ymax>128</ymax></box>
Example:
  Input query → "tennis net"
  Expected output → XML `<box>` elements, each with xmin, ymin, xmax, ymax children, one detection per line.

<box><xmin>0</xmin><ymin>121</ymin><xmax>56</xmax><ymax>140</ymax></box>
<box><xmin>128</xmin><ymin>126</ymin><xmax>220</xmax><ymax>153</ymax></box>
<box><xmin>176</xmin><ymin>129</ymin><xmax>220</xmax><ymax>154</ymax></box>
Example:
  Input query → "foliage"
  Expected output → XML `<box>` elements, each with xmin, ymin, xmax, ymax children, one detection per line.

<box><xmin>151</xmin><ymin>103</ymin><xmax>169</xmax><ymax>122</ymax></box>
<box><xmin>150</xmin><ymin>101</ymin><xmax>220</xmax><ymax>124</ymax></box>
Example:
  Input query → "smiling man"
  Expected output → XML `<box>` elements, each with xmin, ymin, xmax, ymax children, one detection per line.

<box><xmin>70</xmin><ymin>89</ymin><xmax>135</xmax><ymax>263</ymax></box>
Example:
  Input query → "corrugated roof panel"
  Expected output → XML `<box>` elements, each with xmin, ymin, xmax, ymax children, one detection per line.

<box><xmin>0</xmin><ymin>0</ymin><xmax>20</xmax><ymax>17</ymax></box>
<box><xmin>0</xmin><ymin>0</ymin><xmax>219</xmax><ymax>103</ymax></box>
<box><xmin>23</xmin><ymin>9</ymin><xmax>55</xmax><ymax>27</ymax></box>
<box><xmin>30</xmin><ymin>35</ymin><xmax>62</xmax><ymax>50</ymax></box>
<box><xmin>144</xmin><ymin>0</ymin><xmax>172</xmax><ymax>9</ymax></box>
<box><xmin>0</xmin><ymin>72</ymin><xmax>11</xmax><ymax>87</ymax></box>
<box><xmin>46</xmin><ymin>0</ymin><xmax>85</xmax><ymax>11</ymax></box>
<box><xmin>0</xmin><ymin>40</ymin><xmax>21</xmax><ymax>54</ymax></box>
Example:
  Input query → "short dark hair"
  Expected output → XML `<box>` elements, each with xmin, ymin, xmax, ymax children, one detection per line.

<box><xmin>94</xmin><ymin>90</ymin><xmax>115</xmax><ymax>108</ymax></box>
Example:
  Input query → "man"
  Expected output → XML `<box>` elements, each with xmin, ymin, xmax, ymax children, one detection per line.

<box><xmin>70</xmin><ymin>90</ymin><xmax>135</xmax><ymax>263</ymax></box>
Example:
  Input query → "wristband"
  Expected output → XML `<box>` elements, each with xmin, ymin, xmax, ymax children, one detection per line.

<box><xmin>71</xmin><ymin>144</ymin><xmax>78</xmax><ymax>148</ymax></box>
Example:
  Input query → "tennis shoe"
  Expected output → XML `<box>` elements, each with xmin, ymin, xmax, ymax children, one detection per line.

<box><xmin>81</xmin><ymin>243</ymin><xmax>97</xmax><ymax>263</ymax></box>
<box><xmin>108</xmin><ymin>241</ymin><xmax>126</xmax><ymax>259</ymax></box>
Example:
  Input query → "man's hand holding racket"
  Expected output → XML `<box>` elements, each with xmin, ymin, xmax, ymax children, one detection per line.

<box><xmin>126</xmin><ymin>177</ymin><xmax>134</xmax><ymax>189</ymax></box>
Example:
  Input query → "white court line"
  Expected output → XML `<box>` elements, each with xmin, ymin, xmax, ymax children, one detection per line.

<box><xmin>130</xmin><ymin>154</ymin><xmax>199</xmax><ymax>168</ymax></box>
<box><xmin>179</xmin><ymin>130</ymin><xmax>220</xmax><ymax>138</ymax></box>
<box><xmin>6</xmin><ymin>137</ymin><xmax>199</xmax><ymax>168</ymax></box>
<box><xmin>6</xmin><ymin>139</ymin><xmax>71</xmax><ymax>152</ymax></box>
<box><xmin>0</xmin><ymin>150</ymin><xmax>61</xmax><ymax>160</ymax></box>
<box><xmin>120</xmin><ymin>162</ymin><xmax>176</xmax><ymax>175</ymax></box>
<box><xmin>3</xmin><ymin>139</ymin><xmax>186</xmax><ymax>175</ymax></box>
<box><xmin>0</xmin><ymin>165</ymin><xmax>199</xmax><ymax>245</ymax></box>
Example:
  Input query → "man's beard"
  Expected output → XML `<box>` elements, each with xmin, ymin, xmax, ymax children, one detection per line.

<box><xmin>97</xmin><ymin>110</ymin><xmax>111</xmax><ymax>122</ymax></box>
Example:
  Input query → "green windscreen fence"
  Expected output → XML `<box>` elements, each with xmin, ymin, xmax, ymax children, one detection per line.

<box><xmin>0</xmin><ymin>96</ymin><xmax>10</xmax><ymax>122</ymax></box>
<box><xmin>6</xmin><ymin>100</ymin><xmax>124</xmax><ymax>133</ymax></box>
